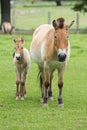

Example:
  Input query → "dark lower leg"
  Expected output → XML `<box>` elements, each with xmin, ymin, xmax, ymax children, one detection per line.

<box><xmin>20</xmin><ymin>82</ymin><xmax>25</xmax><ymax>98</ymax></box>
<box><xmin>43</xmin><ymin>82</ymin><xmax>49</xmax><ymax>104</ymax></box>
<box><xmin>48</xmin><ymin>82</ymin><xmax>52</xmax><ymax>98</ymax></box>
<box><xmin>58</xmin><ymin>82</ymin><xmax>63</xmax><ymax>104</ymax></box>
<box><xmin>16</xmin><ymin>81</ymin><xmax>19</xmax><ymax>98</ymax></box>
<box><xmin>40</xmin><ymin>75</ymin><xmax>43</xmax><ymax>98</ymax></box>
<box><xmin>48</xmin><ymin>73</ymin><xmax>53</xmax><ymax>98</ymax></box>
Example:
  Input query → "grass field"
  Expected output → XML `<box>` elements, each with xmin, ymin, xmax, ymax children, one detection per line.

<box><xmin>0</xmin><ymin>34</ymin><xmax>87</xmax><ymax>130</ymax></box>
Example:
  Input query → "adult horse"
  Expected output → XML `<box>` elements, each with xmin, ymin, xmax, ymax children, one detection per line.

<box><xmin>30</xmin><ymin>18</ymin><xmax>74</xmax><ymax>106</ymax></box>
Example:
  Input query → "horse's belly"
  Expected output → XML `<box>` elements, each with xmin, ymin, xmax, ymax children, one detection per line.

<box><xmin>30</xmin><ymin>48</ymin><xmax>42</xmax><ymax>63</ymax></box>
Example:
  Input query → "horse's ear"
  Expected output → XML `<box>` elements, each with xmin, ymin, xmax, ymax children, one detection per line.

<box><xmin>68</xmin><ymin>20</ymin><xmax>75</xmax><ymax>28</ymax></box>
<box><xmin>52</xmin><ymin>20</ymin><xmax>58</xmax><ymax>30</ymax></box>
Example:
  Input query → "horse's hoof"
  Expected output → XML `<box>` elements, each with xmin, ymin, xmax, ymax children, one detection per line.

<box><xmin>58</xmin><ymin>103</ymin><xmax>64</xmax><ymax>108</ymax></box>
<box><xmin>24</xmin><ymin>94</ymin><xmax>27</xmax><ymax>98</ymax></box>
<box><xmin>48</xmin><ymin>96</ymin><xmax>54</xmax><ymax>101</ymax></box>
<box><xmin>16</xmin><ymin>96</ymin><xmax>19</xmax><ymax>100</ymax></box>
<box><xmin>21</xmin><ymin>97</ymin><xmax>24</xmax><ymax>100</ymax></box>
<box><xmin>43</xmin><ymin>103</ymin><xmax>48</xmax><ymax>107</ymax></box>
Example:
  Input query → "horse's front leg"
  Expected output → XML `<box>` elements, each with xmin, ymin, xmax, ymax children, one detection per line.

<box><xmin>58</xmin><ymin>67</ymin><xmax>65</xmax><ymax>107</ymax></box>
<box><xmin>42</xmin><ymin>61</ymin><xmax>50</xmax><ymax>106</ymax></box>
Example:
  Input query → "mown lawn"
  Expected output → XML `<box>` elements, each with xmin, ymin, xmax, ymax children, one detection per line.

<box><xmin>0</xmin><ymin>34</ymin><xmax>87</xmax><ymax>130</ymax></box>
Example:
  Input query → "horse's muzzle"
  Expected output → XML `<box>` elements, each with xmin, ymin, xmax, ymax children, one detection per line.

<box><xmin>15</xmin><ymin>53</ymin><xmax>21</xmax><ymax>60</ymax></box>
<box><xmin>16</xmin><ymin>56</ymin><xmax>21</xmax><ymax>60</ymax></box>
<box><xmin>58</xmin><ymin>54</ymin><xmax>66</xmax><ymax>62</ymax></box>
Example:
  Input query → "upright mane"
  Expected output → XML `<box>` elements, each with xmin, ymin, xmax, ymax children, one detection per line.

<box><xmin>52</xmin><ymin>17</ymin><xmax>65</xmax><ymax>30</ymax></box>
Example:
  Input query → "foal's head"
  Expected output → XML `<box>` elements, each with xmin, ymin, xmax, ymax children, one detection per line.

<box><xmin>52</xmin><ymin>17</ymin><xmax>74</xmax><ymax>62</ymax></box>
<box><xmin>13</xmin><ymin>37</ymin><xmax>24</xmax><ymax>60</ymax></box>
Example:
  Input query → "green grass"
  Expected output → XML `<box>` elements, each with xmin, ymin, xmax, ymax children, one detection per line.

<box><xmin>11</xmin><ymin>1</ymin><xmax>87</xmax><ymax>30</ymax></box>
<box><xmin>0</xmin><ymin>34</ymin><xmax>87</xmax><ymax>130</ymax></box>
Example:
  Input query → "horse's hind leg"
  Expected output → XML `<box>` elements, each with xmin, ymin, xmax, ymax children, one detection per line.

<box><xmin>42</xmin><ymin>61</ymin><xmax>50</xmax><ymax>106</ymax></box>
<box><xmin>48</xmin><ymin>72</ymin><xmax>54</xmax><ymax>100</ymax></box>
<box><xmin>40</xmin><ymin>74</ymin><xmax>44</xmax><ymax>102</ymax></box>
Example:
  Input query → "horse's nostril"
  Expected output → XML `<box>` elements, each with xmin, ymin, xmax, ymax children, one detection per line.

<box><xmin>16</xmin><ymin>56</ymin><xmax>20</xmax><ymax>60</ymax></box>
<box><xmin>58</xmin><ymin>54</ymin><xmax>66</xmax><ymax>62</ymax></box>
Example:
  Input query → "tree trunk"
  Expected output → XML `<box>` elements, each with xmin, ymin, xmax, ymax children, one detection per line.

<box><xmin>1</xmin><ymin>0</ymin><xmax>11</xmax><ymax>24</ymax></box>
<box><xmin>56</xmin><ymin>0</ymin><xmax>61</xmax><ymax>6</ymax></box>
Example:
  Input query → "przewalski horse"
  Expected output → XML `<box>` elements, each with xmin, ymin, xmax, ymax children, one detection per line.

<box><xmin>30</xmin><ymin>17</ymin><xmax>74</xmax><ymax>106</ymax></box>
<box><xmin>2</xmin><ymin>22</ymin><xmax>15</xmax><ymax>34</ymax></box>
<box><xmin>13</xmin><ymin>37</ymin><xmax>30</xmax><ymax>100</ymax></box>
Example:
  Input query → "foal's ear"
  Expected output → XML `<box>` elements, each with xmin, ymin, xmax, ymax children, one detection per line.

<box><xmin>21</xmin><ymin>37</ymin><xmax>24</xmax><ymax>43</ymax></box>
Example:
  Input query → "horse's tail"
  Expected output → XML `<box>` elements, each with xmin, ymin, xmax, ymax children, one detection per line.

<box><xmin>37</xmin><ymin>70</ymin><xmax>43</xmax><ymax>89</ymax></box>
<box><xmin>37</xmin><ymin>70</ymin><xmax>41</xmax><ymax>79</ymax></box>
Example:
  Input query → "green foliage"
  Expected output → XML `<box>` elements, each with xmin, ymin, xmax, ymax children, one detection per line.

<box><xmin>11</xmin><ymin>2</ymin><xmax>87</xmax><ymax>30</ymax></box>
<box><xmin>0</xmin><ymin>34</ymin><xmax>87</xmax><ymax>130</ymax></box>
<box><xmin>72</xmin><ymin>0</ymin><xmax>87</xmax><ymax>12</ymax></box>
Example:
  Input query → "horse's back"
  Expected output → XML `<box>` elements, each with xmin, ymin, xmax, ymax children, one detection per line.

<box><xmin>33</xmin><ymin>24</ymin><xmax>53</xmax><ymax>37</ymax></box>
<box><xmin>30</xmin><ymin>24</ymin><xmax>54</xmax><ymax>63</ymax></box>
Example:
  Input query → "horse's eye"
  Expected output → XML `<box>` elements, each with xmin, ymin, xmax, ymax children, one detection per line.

<box><xmin>21</xmin><ymin>47</ymin><xmax>23</xmax><ymax>49</ymax></box>
<box><xmin>54</xmin><ymin>35</ymin><xmax>58</xmax><ymax>40</ymax></box>
<box><xmin>67</xmin><ymin>36</ymin><xmax>69</xmax><ymax>39</ymax></box>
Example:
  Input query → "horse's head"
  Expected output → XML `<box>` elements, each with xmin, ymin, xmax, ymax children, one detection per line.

<box><xmin>13</xmin><ymin>37</ymin><xmax>24</xmax><ymax>61</ymax></box>
<box><xmin>52</xmin><ymin>17</ymin><xmax>74</xmax><ymax>62</ymax></box>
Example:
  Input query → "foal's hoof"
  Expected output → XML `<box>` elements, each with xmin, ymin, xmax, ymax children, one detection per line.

<box><xmin>48</xmin><ymin>96</ymin><xmax>54</xmax><ymax>101</ymax></box>
<box><xmin>43</xmin><ymin>103</ymin><xmax>48</xmax><ymax>107</ymax></box>
<box><xmin>58</xmin><ymin>103</ymin><xmax>64</xmax><ymax>108</ymax></box>
<box><xmin>16</xmin><ymin>96</ymin><xmax>19</xmax><ymax>100</ymax></box>
<box><xmin>21</xmin><ymin>97</ymin><xmax>24</xmax><ymax>100</ymax></box>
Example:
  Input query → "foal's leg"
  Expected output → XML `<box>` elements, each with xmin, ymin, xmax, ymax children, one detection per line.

<box><xmin>15</xmin><ymin>71</ymin><xmax>20</xmax><ymax>100</ymax></box>
<box><xmin>16</xmin><ymin>80</ymin><xmax>20</xmax><ymax>100</ymax></box>
<box><xmin>20</xmin><ymin>81</ymin><xmax>25</xmax><ymax>100</ymax></box>
<box><xmin>58</xmin><ymin>68</ymin><xmax>65</xmax><ymax>107</ymax></box>
<box><xmin>20</xmin><ymin>69</ymin><xmax>27</xmax><ymax>100</ymax></box>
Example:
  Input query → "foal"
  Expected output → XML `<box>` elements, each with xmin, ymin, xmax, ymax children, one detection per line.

<box><xmin>13</xmin><ymin>37</ymin><xmax>30</xmax><ymax>100</ymax></box>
